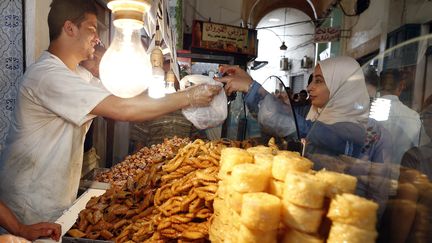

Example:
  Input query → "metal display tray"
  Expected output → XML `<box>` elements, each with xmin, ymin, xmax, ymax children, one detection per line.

<box><xmin>62</xmin><ymin>237</ymin><xmax>113</xmax><ymax>243</ymax></box>
<box><xmin>36</xmin><ymin>189</ymin><xmax>108</xmax><ymax>243</ymax></box>
<box><xmin>79</xmin><ymin>168</ymin><xmax>111</xmax><ymax>190</ymax></box>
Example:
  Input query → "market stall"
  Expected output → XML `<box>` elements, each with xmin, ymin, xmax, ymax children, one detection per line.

<box><xmin>2</xmin><ymin>0</ymin><xmax>430</xmax><ymax>242</ymax></box>
<box><xmin>57</xmin><ymin>32</ymin><xmax>432</xmax><ymax>243</ymax></box>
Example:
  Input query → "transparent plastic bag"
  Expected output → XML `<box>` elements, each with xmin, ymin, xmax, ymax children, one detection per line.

<box><xmin>257</xmin><ymin>93</ymin><xmax>297</xmax><ymax>137</ymax></box>
<box><xmin>180</xmin><ymin>75</ymin><xmax>227</xmax><ymax>129</ymax></box>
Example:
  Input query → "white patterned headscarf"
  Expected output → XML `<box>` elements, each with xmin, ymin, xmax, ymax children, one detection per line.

<box><xmin>306</xmin><ymin>56</ymin><xmax>370</xmax><ymax>125</ymax></box>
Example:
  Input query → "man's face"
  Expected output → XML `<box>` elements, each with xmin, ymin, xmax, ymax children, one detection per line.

<box><xmin>75</xmin><ymin>13</ymin><xmax>99</xmax><ymax>61</ymax></box>
<box><xmin>81</xmin><ymin>49</ymin><xmax>104</xmax><ymax>78</ymax></box>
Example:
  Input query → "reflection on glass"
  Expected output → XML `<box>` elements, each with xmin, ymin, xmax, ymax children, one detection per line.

<box><xmin>369</xmin><ymin>98</ymin><xmax>391</xmax><ymax>121</ymax></box>
<box><xmin>148</xmin><ymin>66</ymin><xmax>166</xmax><ymax>99</ymax></box>
<box><xmin>304</xmin><ymin>34</ymin><xmax>432</xmax><ymax>243</ymax></box>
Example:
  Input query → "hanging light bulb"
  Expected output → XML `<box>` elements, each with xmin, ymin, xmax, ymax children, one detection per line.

<box><xmin>99</xmin><ymin>0</ymin><xmax>152</xmax><ymax>98</ymax></box>
<box><xmin>279</xmin><ymin>41</ymin><xmax>287</xmax><ymax>51</ymax></box>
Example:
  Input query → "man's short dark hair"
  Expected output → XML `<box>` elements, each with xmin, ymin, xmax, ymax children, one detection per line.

<box><xmin>364</xmin><ymin>66</ymin><xmax>379</xmax><ymax>87</ymax></box>
<box><xmin>48</xmin><ymin>0</ymin><xmax>98</xmax><ymax>41</ymax></box>
<box><xmin>380</xmin><ymin>69</ymin><xmax>401</xmax><ymax>92</ymax></box>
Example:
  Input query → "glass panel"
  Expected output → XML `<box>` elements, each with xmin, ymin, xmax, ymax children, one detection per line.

<box><xmin>305</xmin><ymin>34</ymin><xmax>432</xmax><ymax>242</ymax></box>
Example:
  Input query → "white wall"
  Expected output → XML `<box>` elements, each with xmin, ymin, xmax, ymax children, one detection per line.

<box><xmin>344</xmin><ymin>0</ymin><xmax>432</xmax><ymax>58</ymax></box>
<box><xmin>25</xmin><ymin>0</ymin><xmax>111</xmax><ymax>67</ymax></box>
<box><xmin>183</xmin><ymin>0</ymin><xmax>242</xmax><ymax>33</ymax></box>
<box><xmin>250</xmin><ymin>8</ymin><xmax>315</xmax><ymax>92</ymax></box>
<box><xmin>389</xmin><ymin>0</ymin><xmax>432</xmax><ymax>33</ymax></box>
<box><xmin>25</xmin><ymin>0</ymin><xmax>50</xmax><ymax>67</ymax></box>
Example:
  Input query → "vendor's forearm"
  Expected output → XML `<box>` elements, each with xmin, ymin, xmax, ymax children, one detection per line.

<box><xmin>91</xmin><ymin>92</ymin><xmax>189</xmax><ymax>122</ymax></box>
<box><xmin>0</xmin><ymin>201</ymin><xmax>22</xmax><ymax>236</ymax></box>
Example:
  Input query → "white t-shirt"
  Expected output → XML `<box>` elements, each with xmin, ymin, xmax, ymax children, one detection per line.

<box><xmin>379</xmin><ymin>95</ymin><xmax>421</xmax><ymax>165</ymax></box>
<box><xmin>0</xmin><ymin>51</ymin><xmax>111</xmax><ymax>224</ymax></box>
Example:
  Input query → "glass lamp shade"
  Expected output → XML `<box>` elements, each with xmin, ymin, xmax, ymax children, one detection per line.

<box><xmin>107</xmin><ymin>0</ymin><xmax>150</xmax><ymax>30</ymax></box>
<box><xmin>99</xmin><ymin>26</ymin><xmax>152</xmax><ymax>98</ymax></box>
<box><xmin>148</xmin><ymin>66</ymin><xmax>166</xmax><ymax>99</ymax></box>
<box><xmin>165</xmin><ymin>70</ymin><xmax>176</xmax><ymax>94</ymax></box>
<box><xmin>165</xmin><ymin>81</ymin><xmax>176</xmax><ymax>94</ymax></box>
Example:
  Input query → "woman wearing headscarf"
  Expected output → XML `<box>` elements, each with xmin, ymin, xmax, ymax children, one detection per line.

<box><xmin>216</xmin><ymin>56</ymin><xmax>370</xmax><ymax>158</ymax></box>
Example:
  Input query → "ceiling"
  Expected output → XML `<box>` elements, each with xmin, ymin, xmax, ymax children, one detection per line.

<box><xmin>241</xmin><ymin>0</ymin><xmax>338</xmax><ymax>27</ymax></box>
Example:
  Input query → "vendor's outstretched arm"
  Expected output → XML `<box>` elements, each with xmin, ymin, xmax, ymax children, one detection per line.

<box><xmin>91</xmin><ymin>84</ymin><xmax>221</xmax><ymax>122</ymax></box>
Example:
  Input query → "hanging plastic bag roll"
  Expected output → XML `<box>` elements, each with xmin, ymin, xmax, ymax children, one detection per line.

<box><xmin>180</xmin><ymin>74</ymin><xmax>227</xmax><ymax>129</ymax></box>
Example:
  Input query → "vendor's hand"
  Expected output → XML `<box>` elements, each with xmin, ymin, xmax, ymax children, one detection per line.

<box><xmin>185</xmin><ymin>84</ymin><xmax>222</xmax><ymax>107</ymax></box>
<box><xmin>214</xmin><ymin>65</ymin><xmax>253</xmax><ymax>95</ymax></box>
<box><xmin>18</xmin><ymin>222</ymin><xmax>61</xmax><ymax>241</ymax></box>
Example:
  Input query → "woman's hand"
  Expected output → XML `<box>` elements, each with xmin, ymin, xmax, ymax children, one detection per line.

<box><xmin>214</xmin><ymin>65</ymin><xmax>253</xmax><ymax>95</ymax></box>
<box><xmin>17</xmin><ymin>222</ymin><xmax>61</xmax><ymax>241</ymax></box>
<box><xmin>184</xmin><ymin>84</ymin><xmax>222</xmax><ymax>107</ymax></box>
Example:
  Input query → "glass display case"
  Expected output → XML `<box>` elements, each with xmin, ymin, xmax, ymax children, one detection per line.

<box><xmin>61</xmin><ymin>34</ymin><xmax>432</xmax><ymax>243</ymax></box>
<box><xmin>300</xmin><ymin>34</ymin><xmax>431</xmax><ymax>242</ymax></box>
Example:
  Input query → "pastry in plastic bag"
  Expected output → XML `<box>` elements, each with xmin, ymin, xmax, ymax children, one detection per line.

<box><xmin>180</xmin><ymin>75</ymin><xmax>227</xmax><ymax>129</ymax></box>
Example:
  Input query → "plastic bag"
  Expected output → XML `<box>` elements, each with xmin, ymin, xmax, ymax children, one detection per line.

<box><xmin>180</xmin><ymin>75</ymin><xmax>227</xmax><ymax>129</ymax></box>
<box><xmin>257</xmin><ymin>94</ymin><xmax>297</xmax><ymax>137</ymax></box>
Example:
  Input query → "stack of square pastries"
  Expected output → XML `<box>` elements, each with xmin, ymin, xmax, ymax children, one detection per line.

<box><xmin>210</xmin><ymin>146</ymin><xmax>378</xmax><ymax>243</ymax></box>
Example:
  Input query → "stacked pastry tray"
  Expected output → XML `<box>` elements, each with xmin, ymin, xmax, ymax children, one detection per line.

<box><xmin>60</xmin><ymin>189</ymin><xmax>108</xmax><ymax>242</ymax></box>
<box><xmin>62</xmin><ymin>237</ymin><xmax>112</xmax><ymax>243</ymax></box>
<box><xmin>79</xmin><ymin>168</ymin><xmax>111</xmax><ymax>191</ymax></box>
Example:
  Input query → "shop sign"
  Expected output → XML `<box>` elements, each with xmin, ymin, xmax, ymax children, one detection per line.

<box><xmin>191</xmin><ymin>20</ymin><xmax>257</xmax><ymax>56</ymax></box>
<box><xmin>314</xmin><ymin>27</ymin><xmax>341</xmax><ymax>43</ymax></box>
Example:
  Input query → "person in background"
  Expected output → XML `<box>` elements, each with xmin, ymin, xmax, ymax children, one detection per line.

<box><xmin>216</xmin><ymin>56</ymin><xmax>369</xmax><ymax>158</ymax></box>
<box><xmin>0</xmin><ymin>201</ymin><xmax>60</xmax><ymax>241</ymax></box>
<box><xmin>401</xmin><ymin>94</ymin><xmax>432</xmax><ymax>180</ymax></box>
<box><xmin>378</xmin><ymin>69</ymin><xmax>421</xmax><ymax>165</ymax></box>
<box><xmin>298</xmin><ymin>89</ymin><xmax>309</xmax><ymax>104</ymax></box>
<box><xmin>364</xmin><ymin>65</ymin><xmax>380</xmax><ymax>102</ymax></box>
<box><xmin>0</xmin><ymin>0</ymin><xmax>221</xmax><ymax>225</ymax></box>
<box><xmin>293</xmin><ymin>89</ymin><xmax>311</xmax><ymax>118</ymax></box>
<box><xmin>80</xmin><ymin>43</ymin><xmax>106</xmax><ymax>176</ymax></box>
<box><xmin>292</xmin><ymin>93</ymin><xmax>300</xmax><ymax>103</ymax></box>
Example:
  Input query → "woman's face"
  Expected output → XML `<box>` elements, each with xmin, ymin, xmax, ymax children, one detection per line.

<box><xmin>308</xmin><ymin>65</ymin><xmax>330</xmax><ymax>108</ymax></box>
